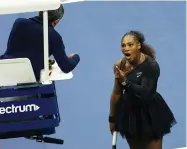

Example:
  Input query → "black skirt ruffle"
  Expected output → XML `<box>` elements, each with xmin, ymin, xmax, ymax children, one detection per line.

<box><xmin>115</xmin><ymin>92</ymin><xmax>177</xmax><ymax>140</ymax></box>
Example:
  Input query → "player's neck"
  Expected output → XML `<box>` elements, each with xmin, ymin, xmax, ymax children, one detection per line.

<box><xmin>130</xmin><ymin>53</ymin><xmax>144</xmax><ymax>67</ymax></box>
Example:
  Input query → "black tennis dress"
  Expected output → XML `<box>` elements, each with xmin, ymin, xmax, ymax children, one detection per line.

<box><xmin>115</xmin><ymin>56</ymin><xmax>177</xmax><ymax>140</ymax></box>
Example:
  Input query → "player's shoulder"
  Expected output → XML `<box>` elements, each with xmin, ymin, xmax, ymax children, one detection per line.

<box><xmin>146</xmin><ymin>56</ymin><xmax>160</xmax><ymax>72</ymax></box>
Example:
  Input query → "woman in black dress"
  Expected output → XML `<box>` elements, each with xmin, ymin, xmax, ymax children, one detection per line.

<box><xmin>109</xmin><ymin>30</ymin><xmax>176</xmax><ymax>149</ymax></box>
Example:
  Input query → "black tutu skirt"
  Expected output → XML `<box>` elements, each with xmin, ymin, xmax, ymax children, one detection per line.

<box><xmin>115</xmin><ymin>92</ymin><xmax>177</xmax><ymax>140</ymax></box>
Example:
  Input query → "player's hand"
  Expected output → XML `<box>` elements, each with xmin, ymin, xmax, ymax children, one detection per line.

<box><xmin>114</xmin><ymin>66</ymin><xmax>126</xmax><ymax>82</ymax></box>
<box><xmin>114</xmin><ymin>61</ymin><xmax>133</xmax><ymax>82</ymax></box>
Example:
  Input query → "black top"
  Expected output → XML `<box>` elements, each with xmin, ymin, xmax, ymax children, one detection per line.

<box><xmin>122</xmin><ymin>56</ymin><xmax>160</xmax><ymax>100</ymax></box>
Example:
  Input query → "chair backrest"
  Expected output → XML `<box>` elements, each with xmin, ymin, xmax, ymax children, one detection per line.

<box><xmin>0</xmin><ymin>58</ymin><xmax>36</xmax><ymax>86</ymax></box>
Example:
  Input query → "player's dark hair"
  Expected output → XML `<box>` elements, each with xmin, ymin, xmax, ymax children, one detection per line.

<box><xmin>39</xmin><ymin>4</ymin><xmax>64</xmax><ymax>22</ymax></box>
<box><xmin>122</xmin><ymin>30</ymin><xmax>156</xmax><ymax>59</ymax></box>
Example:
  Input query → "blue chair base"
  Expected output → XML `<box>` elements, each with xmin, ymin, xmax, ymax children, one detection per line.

<box><xmin>0</xmin><ymin>82</ymin><xmax>63</xmax><ymax>144</ymax></box>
